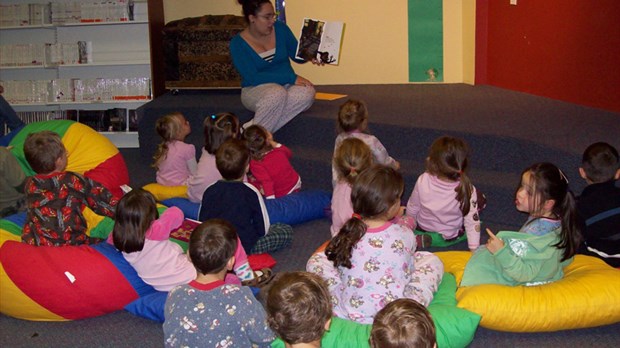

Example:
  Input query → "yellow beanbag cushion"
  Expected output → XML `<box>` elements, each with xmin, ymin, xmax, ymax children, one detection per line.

<box><xmin>436</xmin><ymin>251</ymin><xmax>620</xmax><ymax>332</ymax></box>
<box><xmin>142</xmin><ymin>183</ymin><xmax>188</xmax><ymax>201</ymax></box>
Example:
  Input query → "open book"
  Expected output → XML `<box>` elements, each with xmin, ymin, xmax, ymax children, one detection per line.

<box><xmin>295</xmin><ymin>18</ymin><xmax>345</xmax><ymax>65</ymax></box>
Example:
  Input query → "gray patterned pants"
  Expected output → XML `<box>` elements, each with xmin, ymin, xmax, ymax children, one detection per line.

<box><xmin>241</xmin><ymin>83</ymin><xmax>316</xmax><ymax>133</ymax></box>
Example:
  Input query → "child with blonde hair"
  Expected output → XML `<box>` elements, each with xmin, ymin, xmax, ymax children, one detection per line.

<box><xmin>187</xmin><ymin>112</ymin><xmax>240</xmax><ymax>203</ymax></box>
<box><xmin>406</xmin><ymin>136</ymin><xmax>484</xmax><ymax>251</ymax></box>
<box><xmin>244</xmin><ymin>124</ymin><xmax>301</xmax><ymax>199</ymax></box>
<box><xmin>308</xmin><ymin>166</ymin><xmax>443</xmax><ymax>324</ymax></box>
<box><xmin>332</xmin><ymin>99</ymin><xmax>399</xmax><ymax>185</ymax></box>
<box><xmin>153</xmin><ymin>112</ymin><xmax>196</xmax><ymax>186</ymax></box>
<box><xmin>461</xmin><ymin>162</ymin><xmax>581</xmax><ymax>286</ymax></box>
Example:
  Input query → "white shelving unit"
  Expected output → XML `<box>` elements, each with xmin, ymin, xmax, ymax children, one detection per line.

<box><xmin>0</xmin><ymin>0</ymin><xmax>153</xmax><ymax>148</ymax></box>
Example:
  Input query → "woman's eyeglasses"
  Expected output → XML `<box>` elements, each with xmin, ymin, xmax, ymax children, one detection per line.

<box><xmin>258</xmin><ymin>13</ymin><xmax>277</xmax><ymax>21</ymax></box>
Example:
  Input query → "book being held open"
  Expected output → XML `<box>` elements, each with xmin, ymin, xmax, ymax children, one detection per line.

<box><xmin>296</xmin><ymin>18</ymin><xmax>345</xmax><ymax>65</ymax></box>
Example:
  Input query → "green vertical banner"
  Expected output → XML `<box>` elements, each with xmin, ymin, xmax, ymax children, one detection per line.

<box><xmin>408</xmin><ymin>0</ymin><xmax>443</xmax><ymax>82</ymax></box>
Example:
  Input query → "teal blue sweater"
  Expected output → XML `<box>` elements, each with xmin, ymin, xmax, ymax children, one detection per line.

<box><xmin>230</xmin><ymin>21</ymin><xmax>306</xmax><ymax>87</ymax></box>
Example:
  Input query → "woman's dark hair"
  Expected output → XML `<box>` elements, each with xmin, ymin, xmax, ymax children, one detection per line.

<box><xmin>520</xmin><ymin>162</ymin><xmax>581</xmax><ymax>261</ymax></box>
<box><xmin>325</xmin><ymin>165</ymin><xmax>404</xmax><ymax>268</ymax></box>
<box><xmin>238</xmin><ymin>0</ymin><xmax>272</xmax><ymax>22</ymax></box>
<box><xmin>243</xmin><ymin>124</ymin><xmax>273</xmax><ymax>160</ymax></box>
<box><xmin>203</xmin><ymin>112</ymin><xmax>240</xmax><ymax>154</ymax></box>
<box><xmin>113</xmin><ymin>189</ymin><xmax>159</xmax><ymax>253</ymax></box>
<box><xmin>426</xmin><ymin>136</ymin><xmax>473</xmax><ymax>215</ymax></box>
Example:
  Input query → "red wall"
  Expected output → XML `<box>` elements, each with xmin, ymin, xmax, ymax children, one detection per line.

<box><xmin>476</xmin><ymin>0</ymin><xmax>620</xmax><ymax>113</ymax></box>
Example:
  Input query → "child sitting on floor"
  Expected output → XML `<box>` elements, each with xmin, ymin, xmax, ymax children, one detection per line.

<box><xmin>308</xmin><ymin>165</ymin><xmax>443</xmax><ymax>324</ymax></box>
<box><xmin>406</xmin><ymin>136</ymin><xmax>484</xmax><ymax>251</ymax></box>
<box><xmin>332</xmin><ymin>99</ymin><xmax>399</xmax><ymax>185</ymax></box>
<box><xmin>153</xmin><ymin>112</ymin><xmax>196</xmax><ymax>186</ymax></box>
<box><xmin>576</xmin><ymin>142</ymin><xmax>620</xmax><ymax>267</ymax></box>
<box><xmin>331</xmin><ymin>137</ymin><xmax>373</xmax><ymax>237</ymax></box>
<box><xmin>244</xmin><ymin>124</ymin><xmax>301</xmax><ymax>199</ymax></box>
<box><xmin>112</xmin><ymin>189</ymin><xmax>260</xmax><ymax>291</ymax></box>
<box><xmin>267</xmin><ymin>272</ymin><xmax>332</xmax><ymax>348</ymax></box>
<box><xmin>199</xmin><ymin>138</ymin><xmax>293</xmax><ymax>254</ymax></box>
<box><xmin>187</xmin><ymin>112</ymin><xmax>240</xmax><ymax>203</ymax></box>
<box><xmin>461</xmin><ymin>162</ymin><xmax>581</xmax><ymax>286</ymax></box>
<box><xmin>370</xmin><ymin>298</ymin><xmax>436</xmax><ymax>348</ymax></box>
<box><xmin>163</xmin><ymin>218</ymin><xmax>275</xmax><ymax>347</ymax></box>
<box><xmin>21</xmin><ymin>131</ymin><xmax>117</xmax><ymax>246</ymax></box>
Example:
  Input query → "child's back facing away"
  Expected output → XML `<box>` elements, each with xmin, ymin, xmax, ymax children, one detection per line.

<box><xmin>22</xmin><ymin>131</ymin><xmax>117</xmax><ymax>246</ymax></box>
<box><xmin>198</xmin><ymin>138</ymin><xmax>292</xmax><ymax>254</ymax></box>
<box><xmin>577</xmin><ymin>142</ymin><xmax>620</xmax><ymax>267</ymax></box>
<box><xmin>163</xmin><ymin>219</ymin><xmax>275</xmax><ymax>347</ymax></box>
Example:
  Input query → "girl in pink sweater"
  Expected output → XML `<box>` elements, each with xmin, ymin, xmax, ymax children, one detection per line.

<box><xmin>111</xmin><ymin>189</ymin><xmax>258</xmax><ymax>291</ymax></box>
<box><xmin>153</xmin><ymin>112</ymin><xmax>196</xmax><ymax>186</ymax></box>
<box><xmin>405</xmin><ymin>136</ymin><xmax>485</xmax><ymax>251</ymax></box>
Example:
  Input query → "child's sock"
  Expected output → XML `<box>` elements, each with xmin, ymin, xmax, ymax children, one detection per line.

<box><xmin>235</xmin><ymin>261</ymin><xmax>255</xmax><ymax>281</ymax></box>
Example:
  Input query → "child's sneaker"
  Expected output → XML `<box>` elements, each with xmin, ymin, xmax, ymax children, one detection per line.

<box><xmin>241</xmin><ymin>268</ymin><xmax>275</xmax><ymax>288</ymax></box>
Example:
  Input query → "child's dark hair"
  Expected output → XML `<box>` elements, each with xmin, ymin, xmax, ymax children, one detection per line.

<box><xmin>333</xmin><ymin>137</ymin><xmax>373</xmax><ymax>185</ymax></box>
<box><xmin>189</xmin><ymin>219</ymin><xmax>238</xmax><ymax>275</ymax></box>
<box><xmin>266</xmin><ymin>272</ymin><xmax>332</xmax><ymax>345</ymax></box>
<box><xmin>24</xmin><ymin>130</ymin><xmax>66</xmax><ymax>174</ymax></box>
<box><xmin>216</xmin><ymin>138</ymin><xmax>250</xmax><ymax>180</ymax></box>
<box><xmin>426</xmin><ymin>136</ymin><xmax>473</xmax><ymax>215</ymax></box>
<box><xmin>238</xmin><ymin>0</ymin><xmax>272</xmax><ymax>22</ymax></box>
<box><xmin>243</xmin><ymin>124</ymin><xmax>273</xmax><ymax>161</ymax></box>
<box><xmin>112</xmin><ymin>188</ymin><xmax>159</xmax><ymax>253</ymax></box>
<box><xmin>337</xmin><ymin>99</ymin><xmax>368</xmax><ymax>133</ymax></box>
<box><xmin>203</xmin><ymin>112</ymin><xmax>240</xmax><ymax>154</ymax></box>
<box><xmin>521</xmin><ymin>162</ymin><xmax>581</xmax><ymax>261</ymax></box>
<box><xmin>326</xmin><ymin>165</ymin><xmax>404</xmax><ymax>268</ymax></box>
<box><xmin>581</xmin><ymin>142</ymin><xmax>619</xmax><ymax>183</ymax></box>
<box><xmin>152</xmin><ymin>112</ymin><xmax>184</xmax><ymax>169</ymax></box>
<box><xmin>370</xmin><ymin>298</ymin><xmax>436</xmax><ymax>348</ymax></box>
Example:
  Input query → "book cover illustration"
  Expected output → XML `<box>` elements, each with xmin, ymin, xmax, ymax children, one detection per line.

<box><xmin>296</xmin><ymin>18</ymin><xmax>344</xmax><ymax>65</ymax></box>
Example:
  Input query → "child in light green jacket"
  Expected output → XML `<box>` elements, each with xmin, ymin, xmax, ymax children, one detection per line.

<box><xmin>462</xmin><ymin>162</ymin><xmax>581</xmax><ymax>286</ymax></box>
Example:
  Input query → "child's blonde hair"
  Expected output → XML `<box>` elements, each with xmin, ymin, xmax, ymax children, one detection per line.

<box><xmin>426</xmin><ymin>136</ymin><xmax>473</xmax><ymax>216</ymax></box>
<box><xmin>370</xmin><ymin>298</ymin><xmax>436</xmax><ymax>348</ymax></box>
<box><xmin>152</xmin><ymin>112</ymin><xmax>185</xmax><ymax>169</ymax></box>
<box><xmin>333</xmin><ymin>137</ymin><xmax>373</xmax><ymax>185</ymax></box>
<box><xmin>337</xmin><ymin>99</ymin><xmax>368</xmax><ymax>133</ymax></box>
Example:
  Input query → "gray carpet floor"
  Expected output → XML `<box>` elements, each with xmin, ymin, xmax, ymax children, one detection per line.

<box><xmin>2</xmin><ymin>84</ymin><xmax>619</xmax><ymax>347</ymax></box>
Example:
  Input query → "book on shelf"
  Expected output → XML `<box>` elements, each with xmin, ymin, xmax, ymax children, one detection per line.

<box><xmin>295</xmin><ymin>18</ymin><xmax>345</xmax><ymax>65</ymax></box>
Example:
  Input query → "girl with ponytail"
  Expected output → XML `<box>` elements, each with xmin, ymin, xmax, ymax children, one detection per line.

<box><xmin>308</xmin><ymin>165</ymin><xmax>444</xmax><ymax>324</ymax></box>
<box><xmin>461</xmin><ymin>162</ymin><xmax>581</xmax><ymax>286</ymax></box>
<box><xmin>405</xmin><ymin>136</ymin><xmax>485</xmax><ymax>251</ymax></box>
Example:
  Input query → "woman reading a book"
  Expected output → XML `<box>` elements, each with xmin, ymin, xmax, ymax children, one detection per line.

<box><xmin>231</xmin><ymin>0</ymin><xmax>319</xmax><ymax>133</ymax></box>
